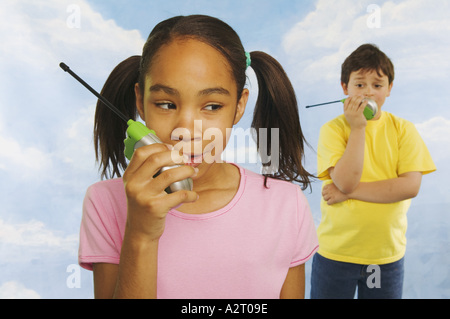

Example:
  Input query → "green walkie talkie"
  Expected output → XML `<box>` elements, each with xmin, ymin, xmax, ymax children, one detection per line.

<box><xmin>306</xmin><ymin>98</ymin><xmax>378</xmax><ymax>120</ymax></box>
<box><xmin>60</xmin><ymin>62</ymin><xmax>193</xmax><ymax>194</ymax></box>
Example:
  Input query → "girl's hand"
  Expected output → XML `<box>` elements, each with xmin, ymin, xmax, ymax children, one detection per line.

<box><xmin>344</xmin><ymin>96</ymin><xmax>367</xmax><ymax>130</ymax></box>
<box><xmin>122</xmin><ymin>144</ymin><xmax>198</xmax><ymax>241</ymax></box>
<box><xmin>322</xmin><ymin>183</ymin><xmax>349</xmax><ymax>205</ymax></box>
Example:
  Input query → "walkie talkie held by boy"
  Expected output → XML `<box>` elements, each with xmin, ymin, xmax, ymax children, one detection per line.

<box><xmin>306</xmin><ymin>98</ymin><xmax>378</xmax><ymax>120</ymax></box>
<box><xmin>59</xmin><ymin>62</ymin><xmax>193</xmax><ymax>194</ymax></box>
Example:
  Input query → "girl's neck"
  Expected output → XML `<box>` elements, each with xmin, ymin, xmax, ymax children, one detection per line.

<box><xmin>177</xmin><ymin>162</ymin><xmax>241</xmax><ymax>215</ymax></box>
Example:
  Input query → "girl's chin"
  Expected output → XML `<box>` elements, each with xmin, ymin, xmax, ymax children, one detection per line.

<box><xmin>186</xmin><ymin>162</ymin><xmax>202</xmax><ymax>169</ymax></box>
<box><xmin>185</xmin><ymin>159</ymin><xmax>224</xmax><ymax>170</ymax></box>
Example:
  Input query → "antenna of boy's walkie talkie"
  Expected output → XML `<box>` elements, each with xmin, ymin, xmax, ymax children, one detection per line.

<box><xmin>305</xmin><ymin>100</ymin><xmax>344</xmax><ymax>108</ymax></box>
<box><xmin>59</xmin><ymin>62</ymin><xmax>129</xmax><ymax>123</ymax></box>
<box><xmin>305</xmin><ymin>97</ymin><xmax>378</xmax><ymax>120</ymax></box>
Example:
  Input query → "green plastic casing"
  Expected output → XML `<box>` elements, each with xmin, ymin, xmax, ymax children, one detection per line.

<box><xmin>340</xmin><ymin>99</ymin><xmax>376</xmax><ymax>120</ymax></box>
<box><xmin>124</xmin><ymin>120</ymin><xmax>156</xmax><ymax>160</ymax></box>
<box><xmin>363</xmin><ymin>107</ymin><xmax>375</xmax><ymax>121</ymax></box>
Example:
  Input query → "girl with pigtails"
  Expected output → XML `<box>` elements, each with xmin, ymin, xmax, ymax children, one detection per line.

<box><xmin>79</xmin><ymin>15</ymin><xmax>318</xmax><ymax>299</ymax></box>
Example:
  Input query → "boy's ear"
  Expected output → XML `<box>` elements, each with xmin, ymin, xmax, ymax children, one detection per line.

<box><xmin>341</xmin><ymin>82</ymin><xmax>349</xmax><ymax>95</ymax></box>
<box><xmin>135</xmin><ymin>83</ymin><xmax>145</xmax><ymax>120</ymax></box>
<box><xmin>233</xmin><ymin>88</ymin><xmax>249</xmax><ymax>125</ymax></box>
<box><xmin>387</xmin><ymin>82</ymin><xmax>394</xmax><ymax>97</ymax></box>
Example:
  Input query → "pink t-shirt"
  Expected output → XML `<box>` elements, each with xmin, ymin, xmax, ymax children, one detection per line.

<box><xmin>79</xmin><ymin>164</ymin><xmax>318</xmax><ymax>299</ymax></box>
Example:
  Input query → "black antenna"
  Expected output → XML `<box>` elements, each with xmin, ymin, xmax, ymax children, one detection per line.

<box><xmin>305</xmin><ymin>100</ymin><xmax>343</xmax><ymax>108</ymax></box>
<box><xmin>59</xmin><ymin>62</ymin><xmax>129</xmax><ymax>123</ymax></box>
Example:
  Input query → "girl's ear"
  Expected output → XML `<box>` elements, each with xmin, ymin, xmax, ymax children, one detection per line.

<box><xmin>233</xmin><ymin>88</ymin><xmax>249</xmax><ymax>125</ymax></box>
<box><xmin>135</xmin><ymin>83</ymin><xmax>145</xmax><ymax>120</ymax></box>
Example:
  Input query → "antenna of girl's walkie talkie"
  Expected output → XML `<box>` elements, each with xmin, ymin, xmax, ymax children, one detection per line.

<box><xmin>59</xmin><ymin>62</ymin><xmax>129</xmax><ymax>123</ymax></box>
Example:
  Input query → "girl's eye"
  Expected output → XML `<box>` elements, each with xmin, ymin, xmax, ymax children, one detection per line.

<box><xmin>204</xmin><ymin>104</ymin><xmax>223</xmax><ymax>111</ymax></box>
<box><xmin>157</xmin><ymin>103</ymin><xmax>176</xmax><ymax>110</ymax></box>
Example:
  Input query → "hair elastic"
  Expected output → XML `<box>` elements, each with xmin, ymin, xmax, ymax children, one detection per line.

<box><xmin>245</xmin><ymin>52</ymin><xmax>251</xmax><ymax>69</ymax></box>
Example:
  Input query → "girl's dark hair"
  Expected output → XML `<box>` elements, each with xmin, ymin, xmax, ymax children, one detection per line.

<box><xmin>94</xmin><ymin>15</ymin><xmax>313</xmax><ymax>190</ymax></box>
<box><xmin>341</xmin><ymin>43</ymin><xmax>395</xmax><ymax>85</ymax></box>
<box><xmin>94</xmin><ymin>56</ymin><xmax>140</xmax><ymax>179</ymax></box>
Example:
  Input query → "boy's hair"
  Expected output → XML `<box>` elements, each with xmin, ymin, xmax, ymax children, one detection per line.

<box><xmin>341</xmin><ymin>43</ymin><xmax>395</xmax><ymax>85</ymax></box>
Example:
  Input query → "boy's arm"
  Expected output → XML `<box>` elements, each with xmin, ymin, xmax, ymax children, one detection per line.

<box><xmin>328</xmin><ymin>127</ymin><xmax>365</xmax><ymax>194</ymax></box>
<box><xmin>349</xmin><ymin>171</ymin><xmax>422</xmax><ymax>203</ymax></box>
<box><xmin>323</xmin><ymin>171</ymin><xmax>423</xmax><ymax>205</ymax></box>
<box><xmin>329</xmin><ymin>96</ymin><xmax>367</xmax><ymax>194</ymax></box>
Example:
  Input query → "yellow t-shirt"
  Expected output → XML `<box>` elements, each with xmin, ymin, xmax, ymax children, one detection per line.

<box><xmin>317</xmin><ymin>111</ymin><xmax>436</xmax><ymax>265</ymax></box>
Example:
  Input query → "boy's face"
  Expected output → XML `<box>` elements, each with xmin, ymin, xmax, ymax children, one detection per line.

<box><xmin>342</xmin><ymin>69</ymin><xmax>393</xmax><ymax>118</ymax></box>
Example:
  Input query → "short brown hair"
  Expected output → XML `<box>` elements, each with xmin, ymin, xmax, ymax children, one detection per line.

<box><xmin>341</xmin><ymin>44</ymin><xmax>394</xmax><ymax>85</ymax></box>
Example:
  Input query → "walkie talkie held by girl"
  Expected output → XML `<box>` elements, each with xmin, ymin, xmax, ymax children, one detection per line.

<box><xmin>59</xmin><ymin>62</ymin><xmax>193</xmax><ymax>193</ymax></box>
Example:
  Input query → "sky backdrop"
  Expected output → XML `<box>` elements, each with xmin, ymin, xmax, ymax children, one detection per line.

<box><xmin>0</xmin><ymin>0</ymin><xmax>449</xmax><ymax>299</ymax></box>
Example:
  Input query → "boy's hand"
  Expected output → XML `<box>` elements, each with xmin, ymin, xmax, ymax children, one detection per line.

<box><xmin>344</xmin><ymin>96</ymin><xmax>367</xmax><ymax>130</ymax></box>
<box><xmin>322</xmin><ymin>183</ymin><xmax>349</xmax><ymax>205</ymax></box>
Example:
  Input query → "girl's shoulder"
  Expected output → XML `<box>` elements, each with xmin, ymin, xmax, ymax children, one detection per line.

<box><xmin>239</xmin><ymin>165</ymin><xmax>305</xmax><ymax>197</ymax></box>
<box><xmin>85</xmin><ymin>178</ymin><xmax>126</xmax><ymax>204</ymax></box>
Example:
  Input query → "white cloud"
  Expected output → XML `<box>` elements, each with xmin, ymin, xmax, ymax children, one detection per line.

<box><xmin>222</xmin><ymin>127</ymin><xmax>260</xmax><ymax>164</ymax></box>
<box><xmin>56</xmin><ymin>103</ymin><xmax>96</xmax><ymax>170</ymax></box>
<box><xmin>0</xmin><ymin>0</ymin><xmax>146</xmax><ymax>182</ymax></box>
<box><xmin>0</xmin><ymin>281</ymin><xmax>40</xmax><ymax>299</ymax></box>
<box><xmin>0</xmin><ymin>128</ymin><xmax>52</xmax><ymax>179</ymax></box>
<box><xmin>415</xmin><ymin>116</ymin><xmax>450</xmax><ymax>162</ymax></box>
<box><xmin>282</xmin><ymin>0</ymin><xmax>450</xmax><ymax>85</ymax></box>
<box><xmin>0</xmin><ymin>219</ymin><xmax>78</xmax><ymax>251</ymax></box>
<box><xmin>0</xmin><ymin>0</ymin><xmax>144</xmax><ymax>74</ymax></box>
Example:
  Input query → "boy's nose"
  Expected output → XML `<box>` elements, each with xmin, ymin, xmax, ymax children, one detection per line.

<box><xmin>364</xmin><ymin>86</ymin><xmax>374</xmax><ymax>97</ymax></box>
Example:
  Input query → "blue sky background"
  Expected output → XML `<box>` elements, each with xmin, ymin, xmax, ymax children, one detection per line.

<box><xmin>0</xmin><ymin>0</ymin><xmax>449</xmax><ymax>299</ymax></box>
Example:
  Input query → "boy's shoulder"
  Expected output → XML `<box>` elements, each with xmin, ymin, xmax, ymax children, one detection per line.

<box><xmin>382</xmin><ymin>111</ymin><xmax>412</xmax><ymax>123</ymax></box>
<box><xmin>319</xmin><ymin>114</ymin><xmax>349</xmax><ymax>136</ymax></box>
<box><xmin>322</xmin><ymin>112</ymin><xmax>415</xmax><ymax>129</ymax></box>
<box><xmin>382</xmin><ymin>111</ymin><xmax>417</xmax><ymax>133</ymax></box>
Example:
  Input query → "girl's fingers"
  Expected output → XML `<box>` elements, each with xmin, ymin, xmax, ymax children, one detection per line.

<box><xmin>150</xmin><ymin>165</ymin><xmax>197</xmax><ymax>193</ymax></box>
<box><xmin>124</xmin><ymin>143</ymin><xmax>171</xmax><ymax>176</ymax></box>
<box><xmin>124</xmin><ymin>145</ymin><xmax>187</xmax><ymax>183</ymax></box>
<box><xmin>158</xmin><ymin>190</ymin><xmax>199</xmax><ymax>212</ymax></box>
<box><xmin>124</xmin><ymin>144</ymin><xmax>196</xmax><ymax>198</ymax></box>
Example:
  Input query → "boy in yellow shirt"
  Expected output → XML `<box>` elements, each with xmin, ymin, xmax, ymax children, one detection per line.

<box><xmin>311</xmin><ymin>44</ymin><xmax>436</xmax><ymax>299</ymax></box>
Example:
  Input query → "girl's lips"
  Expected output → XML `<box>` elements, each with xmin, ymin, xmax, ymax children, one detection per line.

<box><xmin>185</xmin><ymin>154</ymin><xmax>203</xmax><ymax>167</ymax></box>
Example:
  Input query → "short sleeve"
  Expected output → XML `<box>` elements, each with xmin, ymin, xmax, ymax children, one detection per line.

<box><xmin>78</xmin><ymin>184</ymin><xmax>122</xmax><ymax>271</ymax></box>
<box><xmin>290</xmin><ymin>187</ymin><xmax>319</xmax><ymax>267</ymax></box>
<box><xmin>317</xmin><ymin>119</ymin><xmax>348</xmax><ymax>180</ymax></box>
<box><xmin>397</xmin><ymin>121</ymin><xmax>436</xmax><ymax>176</ymax></box>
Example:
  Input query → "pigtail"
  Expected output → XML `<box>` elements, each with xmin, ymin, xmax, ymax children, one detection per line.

<box><xmin>249</xmin><ymin>51</ymin><xmax>314</xmax><ymax>190</ymax></box>
<box><xmin>94</xmin><ymin>56</ymin><xmax>141</xmax><ymax>179</ymax></box>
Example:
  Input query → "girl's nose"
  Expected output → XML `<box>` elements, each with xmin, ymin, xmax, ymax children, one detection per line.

<box><xmin>171</xmin><ymin>111</ymin><xmax>202</xmax><ymax>142</ymax></box>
